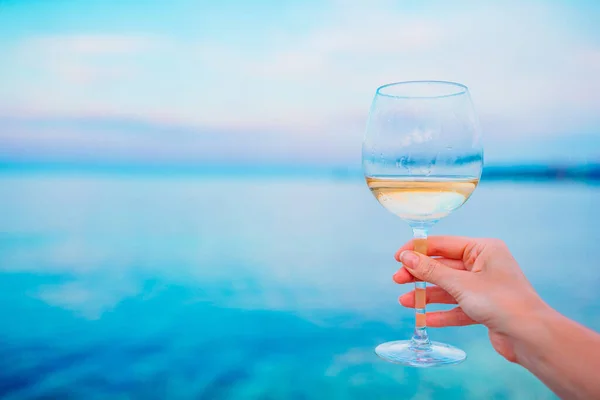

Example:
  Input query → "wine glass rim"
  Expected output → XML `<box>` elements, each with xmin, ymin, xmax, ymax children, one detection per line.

<box><xmin>376</xmin><ymin>80</ymin><xmax>468</xmax><ymax>99</ymax></box>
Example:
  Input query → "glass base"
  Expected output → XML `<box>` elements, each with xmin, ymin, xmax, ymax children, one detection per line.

<box><xmin>375</xmin><ymin>340</ymin><xmax>466</xmax><ymax>367</ymax></box>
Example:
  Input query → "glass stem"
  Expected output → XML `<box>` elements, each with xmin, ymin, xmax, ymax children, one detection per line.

<box><xmin>411</xmin><ymin>227</ymin><xmax>431</xmax><ymax>349</ymax></box>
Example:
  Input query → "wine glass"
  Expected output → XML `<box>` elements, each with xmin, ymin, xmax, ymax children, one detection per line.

<box><xmin>363</xmin><ymin>81</ymin><xmax>483</xmax><ymax>367</ymax></box>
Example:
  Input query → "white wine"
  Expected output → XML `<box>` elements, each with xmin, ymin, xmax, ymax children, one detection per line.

<box><xmin>366</xmin><ymin>176</ymin><xmax>479</xmax><ymax>222</ymax></box>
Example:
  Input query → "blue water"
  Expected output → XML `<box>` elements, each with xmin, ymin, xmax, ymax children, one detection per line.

<box><xmin>0</xmin><ymin>173</ymin><xmax>598</xmax><ymax>399</ymax></box>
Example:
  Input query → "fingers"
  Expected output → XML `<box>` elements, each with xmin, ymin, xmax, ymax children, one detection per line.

<box><xmin>395</xmin><ymin>236</ymin><xmax>474</xmax><ymax>261</ymax></box>
<box><xmin>392</xmin><ymin>267</ymin><xmax>415</xmax><ymax>284</ymax></box>
<box><xmin>432</xmin><ymin>257</ymin><xmax>465</xmax><ymax>271</ymax></box>
<box><xmin>399</xmin><ymin>286</ymin><xmax>457</xmax><ymax>307</ymax></box>
<box><xmin>426</xmin><ymin>307</ymin><xmax>477</xmax><ymax>327</ymax></box>
<box><xmin>393</xmin><ymin>258</ymin><xmax>465</xmax><ymax>284</ymax></box>
<box><xmin>398</xmin><ymin>251</ymin><xmax>468</xmax><ymax>294</ymax></box>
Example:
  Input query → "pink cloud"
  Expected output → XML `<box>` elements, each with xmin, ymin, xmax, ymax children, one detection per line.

<box><xmin>22</xmin><ymin>34</ymin><xmax>162</xmax><ymax>55</ymax></box>
<box><xmin>16</xmin><ymin>34</ymin><xmax>166</xmax><ymax>85</ymax></box>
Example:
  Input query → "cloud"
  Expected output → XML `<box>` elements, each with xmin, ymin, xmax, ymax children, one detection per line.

<box><xmin>236</xmin><ymin>1</ymin><xmax>600</xmax><ymax>136</ymax></box>
<box><xmin>9</xmin><ymin>2</ymin><xmax>600</xmax><ymax>129</ymax></box>
<box><xmin>0</xmin><ymin>115</ymin><xmax>357</xmax><ymax>166</ymax></box>
<box><xmin>17</xmin><ymin>34</ymin><xmax>165</xmax><ymax>85</ymax></box>
<box><xmin>1</xmin><ymin>1</ymin><xmax>599</xmax><ymax>164</ymax></box>
<box><xmin>110</xmin><ymin>0</ymin><xmax>598</xmax><ymax>155</ymax></box>
<box><xmin>22</xmin><ymin>34</ymin><xmax>161</xmax><ymax>55</ymax></box>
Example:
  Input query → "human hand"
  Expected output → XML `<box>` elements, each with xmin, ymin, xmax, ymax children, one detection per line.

<box><xmin>393</xmin><ymin>236</ymin><xmax>549</xmax><ymax>362</ymax></box>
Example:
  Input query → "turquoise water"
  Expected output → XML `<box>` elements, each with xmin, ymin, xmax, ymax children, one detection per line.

<box><xmin>0</xmin><ymin>173</ymin><xmax>598</xmax><ymax>399</ymax></box>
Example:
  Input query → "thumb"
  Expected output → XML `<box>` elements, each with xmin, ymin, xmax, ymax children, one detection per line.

<box><xmin>399</xmin><ymin>250</ymin><xmax>466</xmax><ymax>294</ymax></box>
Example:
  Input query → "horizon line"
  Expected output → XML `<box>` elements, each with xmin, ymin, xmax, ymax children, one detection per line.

<box><xmin>0</xmin><ymin>161</ymin><xmax>598</xmax><ymax>182</ymax></box>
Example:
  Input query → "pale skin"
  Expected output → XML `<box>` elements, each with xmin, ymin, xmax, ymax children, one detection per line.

<box><xmin>394</xmin><ymin>236</ymin><xmax>600</xmax><ymax>400</ymax></box>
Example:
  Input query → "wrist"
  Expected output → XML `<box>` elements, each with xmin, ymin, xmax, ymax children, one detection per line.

<box><xmin>507</xmin><ymin>304</ymin><xmax>563</xmax><ymax>366</ymax></box>
<box><xmin>502</xmin><ymin>304</ymin><xmax>600</xmax><ymax>400</ymax></box>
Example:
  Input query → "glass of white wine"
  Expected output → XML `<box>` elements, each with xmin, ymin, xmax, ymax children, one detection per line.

<box><xmin>363</xmin><ymin>81</ymin><xmax>483</xmax><ymax>367</ymax></box>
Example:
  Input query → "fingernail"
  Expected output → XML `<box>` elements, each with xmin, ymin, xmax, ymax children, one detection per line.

<box><xmin>400</xmin><ymin>251</ymin><xmax>420</xmax><ymax>269</ymax></box>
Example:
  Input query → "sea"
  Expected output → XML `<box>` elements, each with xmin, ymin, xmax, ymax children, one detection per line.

<box><xmin>0</xmin><ymin>171</ymin><xmax>598</xmax><ymax>399</ymax></box>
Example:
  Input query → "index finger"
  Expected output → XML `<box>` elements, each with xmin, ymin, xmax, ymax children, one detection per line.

<box><xmin>395</xmin><ymin>236</ymin><xmax>473</xmax><ymax>261</ymax></box>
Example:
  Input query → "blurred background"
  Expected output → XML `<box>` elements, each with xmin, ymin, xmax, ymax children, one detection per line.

<box><xmin>0</xmin><ymin>0</ymin><xmax>598</xmax><ymax>398</ymax></box>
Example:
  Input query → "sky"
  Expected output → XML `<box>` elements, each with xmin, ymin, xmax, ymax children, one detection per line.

<box><xmin>0</xmin><ymin>0</ymin><xmax>599</xmax><ymax>168</ymax></box>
